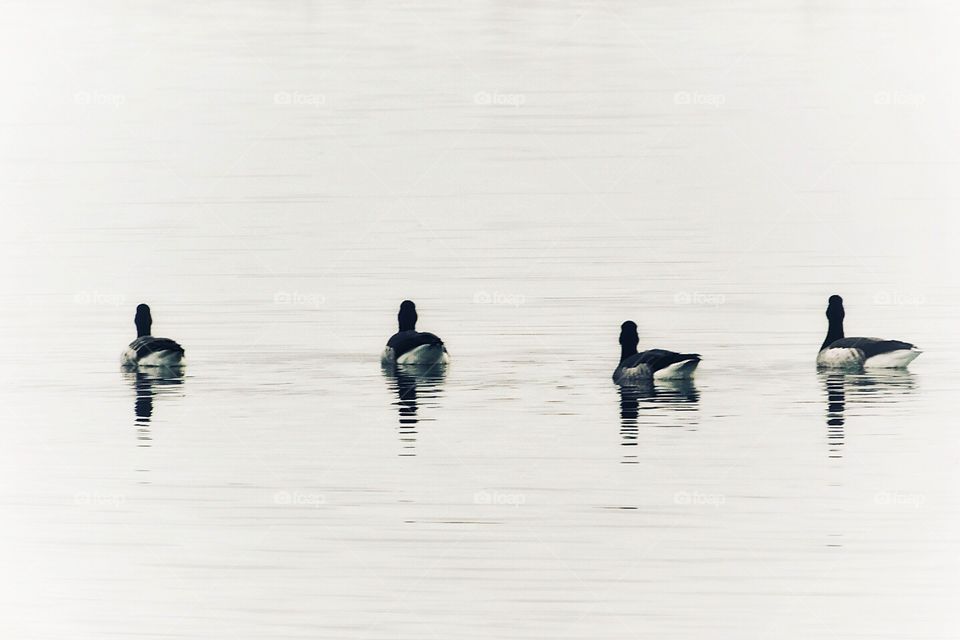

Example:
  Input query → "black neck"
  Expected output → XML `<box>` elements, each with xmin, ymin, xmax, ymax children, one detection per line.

<box><xmin>398</xmin><ymin>309</ymin><xmax>417</xmax><ymax>332</ymax></box>
<box><xmin>136</xmin><ymin>320</ymin><xmax>151</xmax><ymax>337</ymax></box>
<box><xmin>620</xmin><ymin>345</ymin><xmax>638</xmax><ymax>364</ymax></box>
<box><xmin>821</xmin><ymin>318</ymin><xmax>843</xmax><ymax>351</ymax></box>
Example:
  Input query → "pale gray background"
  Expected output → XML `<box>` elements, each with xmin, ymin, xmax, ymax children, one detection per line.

<box><xmin>1</xmin><ymin>1</ymin><xmax>957</xmax><ymax>638</ymax></box>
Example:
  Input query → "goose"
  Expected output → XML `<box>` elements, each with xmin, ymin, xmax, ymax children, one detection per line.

<box><xmin>816</xmin><ymin>295</ymin><xmax>921</xmax><ymax>369</ymax></box>
<box><xmin>381</xmin><ymin>300</ymin><xmax>449</xmax><ymax>366</ymax></box>
<box><xmin>613</xmin><ymin>321</ymin><xmax>700</xmax><ymax>383</ymax></box>
<box><xmin>121</xmin><ymin>304</ymin><xmax>185</xmax><ymax>367</ymax></box>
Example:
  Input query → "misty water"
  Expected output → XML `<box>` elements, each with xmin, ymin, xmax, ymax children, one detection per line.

<box><xmin>1</xmin><ymin>1</ymin><xmax>958</xmax><ymax>638</ymax></box>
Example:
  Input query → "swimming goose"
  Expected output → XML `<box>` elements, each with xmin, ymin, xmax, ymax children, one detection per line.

<box><xmin>121</xmin><ymin>304</ymin><xmax>185</xmax><ymax>367</ymax></box>
<box><xmin>381</xmin><ymin>300</ymin><xmax>449</xmax><ymax>366</ymax></box>
<box><xmin>612</xmin><ymin>321</ymin><xmax>700</xmax><ymax>383</ymax></box>
<box><xmin>816</xmin><ymin>295</ymin><xmax>920</xmax><ymax>369</ymax></box>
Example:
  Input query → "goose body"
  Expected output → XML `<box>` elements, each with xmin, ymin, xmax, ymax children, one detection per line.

<box><xmin>816</xmin><ymin>296</ymin><xmax>920</xmax><ymax>370</ymax></box>
<box><xmin>121</xmin><ymin>304</ymin><xmax>185</xmax><ymax>367</ymax></box>
<box><xmin>382</xmin><ymin>332</ymin><xmax>449</xmax><ymax>366</ymax></box>
<box><xmin>613</xmin><ymin>321</ymin><xmax>700</xmax><ymax>383</ymax></box>
<box><xmin>122</xmin><ymin>336</ymin><xmax>185</xmax><ymax>367</ymax></box>
<box><xmin>381</xmin><ymin>301</ymin><xmax>449</xmax><ymax>366</ymax></box>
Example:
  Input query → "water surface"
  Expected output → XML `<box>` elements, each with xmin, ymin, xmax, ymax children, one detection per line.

<box><xmin>1</xmin><ymin>1</ymin><xmax>958</xmax><ymax>638</ymax></box>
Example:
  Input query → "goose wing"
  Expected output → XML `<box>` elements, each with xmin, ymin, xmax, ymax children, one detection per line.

<box><xmin>386</xmin><ymin>331</ymin><xmax>444</xmax><ymax>358</ymax></box>
<box><xmin>623</xmin><ymin>349</ymin><xmax>701</xmax><ymax>374</ymax></box>
<box><xmin>826</xmin><ymin>337</ymin><xmax>914</xmax><ymax>360</ymax></box>
<box><xmin>129</xmin><ymin>337</ymin><xmax>185</xmax><ymax>359</ymax></box>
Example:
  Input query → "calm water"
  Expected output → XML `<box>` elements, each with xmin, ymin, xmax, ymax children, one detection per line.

<box><xmin>2</xmin><ymin>1</ymin><xmax>959</xmax><ymax>638</ymax></box>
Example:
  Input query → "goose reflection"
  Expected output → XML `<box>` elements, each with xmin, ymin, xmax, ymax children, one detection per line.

<box><xmin>618</xmin><ymin>380</ymin><xmax>699</xmax><ymax>464</ymax></box>
<box><xmin>383</xmin><ymin>363</ymin><xmax>447</xmax><ymax>456</ymax></box>
<box><xmin>819</xmin><ymin>371</ymin><xmax>915</xmax><ymax>459</ymax></box>
<box><xmin>122</xmin><ymin>366</ymin><xmax>185</xmax><ymax>447</ymax></box>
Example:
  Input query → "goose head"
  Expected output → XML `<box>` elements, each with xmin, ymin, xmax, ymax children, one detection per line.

<box><xmin>820</xmin><ymin>295</ymin><xmax>845</xmax><ymax>351</ymax></box>
<box><xmin>135</xmin><ymin>303</ymin><xmax>152</xmax><ymax>338</ymax></box>
<box><xmin>619</xmin><ymin>320</ymin><xmax>639</xmax><ymax>362</ymax></box>
<box><xmin>398</xmin><ymin>300</ymin><xmax>418</xmax><ymax>332</ymax></box>
<box><xmin>826</xmin><ymin>295</ymin><xmax>845</xmax><ymax>323</ymax></box>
